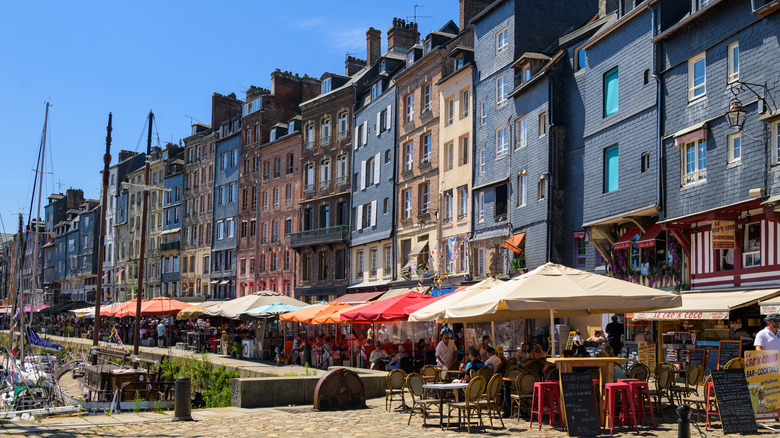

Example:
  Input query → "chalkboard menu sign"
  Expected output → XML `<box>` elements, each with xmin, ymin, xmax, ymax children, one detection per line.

<box><xmin>705</xmin><ymin>350</ymin><xmax>718</xmax><ymax>377</ymax></box>
<box><xmin>689</xmin><ymin>349</ymin><xmax>706</xmax><ymax>369</ymax></box>
<box><xmin>560</xmin><ymin>373</ymin><xmax>600</xmax><ymax>437</ymax></box>
<box><xmin>565</xmin><ymin>332</ymin><xmax>576</xmax><ymax>350</ymax></box>
<box><xmin>718</xmin><ymin>340</ymin><xmax>741</xmax><ymax>369</ymax></box>
<box><xmin>711</xmin><ymin>369</ymin><xmax>758</xmax><ymax>434</ymax></box>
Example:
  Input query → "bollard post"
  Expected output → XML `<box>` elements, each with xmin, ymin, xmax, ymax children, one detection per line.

<box><xmin>173</xmin><ymin>376</ymin><xmax>194</xmax><ymax>421</ymax></box>
<box><xmin>677</xmin><ymin>404</ymin><xmax>690</xmax><ymax>438</ymax></box>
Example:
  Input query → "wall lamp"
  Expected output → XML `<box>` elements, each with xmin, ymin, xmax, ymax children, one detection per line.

<box><xmin>725</xmin><ymin>80</ymin><xmax>775</xmax><ymax>130</ymax></box>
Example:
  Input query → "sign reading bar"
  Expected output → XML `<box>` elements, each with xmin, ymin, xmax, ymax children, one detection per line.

<box><xmin>745</xmin><ymin>350</ymin><xmax>780</xmax><ymax>419</ymax></box>
<box><xmin>711</xmin><ymin>369</ymin><xmax>758</xmax><ymax>434</ymax></box>
<box><xmin>560</xmin><ymin>372</ymin><xmax>600</xmax><ymax>437</ymax></box>
<box><xmin>633</xmin><ymin>311</ymin><xmax>730</xmax><ymax>320</ymax></box>
<box><xmin>711</xmin><ymin>220</ymin><xmax>736</xmax><ymax>249</ymax></box>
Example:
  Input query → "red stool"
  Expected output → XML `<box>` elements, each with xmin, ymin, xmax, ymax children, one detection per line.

<box><xmin>604</xmin><ymin>382</ymin><xmax>638</xmax><ymax>434</ymax></box>
<box><xmin>705</xmin><ymin>381</ymin><xmax>718</xmax><ymax>430</ymax></box>
<box><xmin>530</xmin><ymin>381</ymin><xmax>561</xmax><ymax>430</ymax></box>
<box><xmin>617</xmin><ymin>378</ymin><xmax>639</xmax><ymax>384</ymax></box>
<box><xmin>628</xmin><ymin>381</ymin><xmax>656</xmax><ymax>428</ymax></box>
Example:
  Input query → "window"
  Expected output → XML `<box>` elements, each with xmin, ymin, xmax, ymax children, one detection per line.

<box><xmin>728</xmin><ymin>133</ymin><xmax>741</xmax><ymax>162</ymax></box>
<box><xmin>495</xmin><ymin>184</ymin><xmax>507</xmax><ymax>220</ymax></box>
<box><xmin>728</xmin><ymin>42</ymin><xmax>739</xmax><ymax>83</ymax></box>
<box><xmin>478</xmin><ymin>248</ymin><xmax>486</xmax><ymax>276</ymax></box>
<box><xmin>479</xmin><ymin>148</ymin><xmax>486</xmax><ymax>173</ymax></box>
<box><xmin>262</xmin><ymin>191</ymin><xmax>269</xmax><ymax>210</ymax></box>
<box><xmin>405</xmin><ymin>93</ymin><xmax>415</xmax><ymax>122</ymax></box>
<box><xmin>496</xmin><ymin>27</ymin><xmax>508</xmax><ymax>53</ymax></box>
<box><xmin>302</xmin><ymin>253</ymin><xmax>312</xmax><ymax>281</ymax></box>
<box><xmin>460</xmin><ymin>136</ymin><xmax>469</xmax><ymax>165</ymax></box>
<box><xmin>287</xmin><ymin>153</ymin><xmax>294</xmax><ymax>174</ymax></box>
<box><xmin>419</xmin><ymin>183</ymin><xmax>430</xmax><ymax>214</ymax></box>
<box><xmin>523</xmin><ymin>66</ymin><xmax>531</xmax><ymax>82</ymax></box>
<box><xmin>338</xmin><ymin>112</ymin><xmax>349</xmax><ymax>137</ymax></box>
<box><xmin>306</xmin><ymin>124</ymin><xmax>315</xmax><ymax>148</ymax></box>
<box><xmin>478</xmin><ymin>191</ymin><xmax>485</xmax><ymax>223</ymax></box>
<box><xmin>273</xmin><ymin>187</ymin><xmax>280</xmax><ymax>207</ymax></box>
<box><xmin>274</xmin><ymin>157</ymin><xmax>281</xmax><ymax>177</ymax></box>
<box><xmin>335</xmin><ymin>249</ymin><xmax>346</xmax><ymax>279</ymax></box>
<box><xmin>457</xmin><ymin>186</ymin><xmax>467</xmax><ymax>219</ymax></box>
<box><xmin>402</xmin><ymin>189</ymin><xmax>412</xmax><ymax>219</ymax></box>
<box><xmin>688</xmin><ymin>53</ymin><xmax>706</xmax><ymax>101</ymax></box>
<box><xmin>320</xmin><ymin>160</ymin><xmax>331</xmax><ymax>186</ymax></box>
<box><xmin>370</xmin><ymin>248</ymin><xmax>378</xmax><ymax>277</ymax></box>
<box><xmin>515</xmin><ymin>116</ymin><xmax>527</xmax><ymax>149</ymax></box>
<box><xmin>604</xmin><ymin>145</ymin><xmax>619</xmax><ymax>193</ymax></box>
<box><xmin>517</xmin><ymin>172</ymin><xmax>527</xmax><ymax>207</ymax></box>
<box><xmin>383</xmin><ymin>197</ymin><xmax>389</xmax><ymax>214</ymax></box>
<box><xmin>480</xmin><ymin>101</ymin><xmax>487</xmax><ymax>125</ymax></box>
<box><xmin>320</xmin><ymin>118</ymin><xmax>331</xmax><ymax>143</ymax></box>
<box><xmin>284</xmin><ymin>217</ymin><xmax>292</xmax><ymax>236</ymax></box>
<box><xmin>304</xmin><ymin>164</ymin><xmax>314</xmax><ymax>190</ymax></box>
<box><xmin>641</xmin><ymin>151</ymin><xmax>650</xmax><ymax>173</ymax></box>
<box><xmin>538</xmin><ymin>176</ymin><xmax>546</xmax><ymax>200</ymax></box>
<box><xmin>355</xmin><ymin>250</ymin><xmax>364</xmax><ymax>280</ymax></box>
<box><xmin>604</xmin><ymin>67</ymin><xmax>619</xmax><ymax>117</ymax></box>
<box><xmin>384</xmin><ymin>149</ymin><xmax>390</xmax><ymax>163</ymax></box>
<box><xmin>682</xmin><ymin>138</ymin><xmax>707</xmax><ymax>184</ymax></box>
<box><xmin>384</xmin><ymin>245</ymin><xmax>392</xmax><ymax>276</ymax></box>
<box><xmin>319</xmin><ymin>251</ymin><xmax>328</xmax><ymax>280</ymax></box>
<box><xmin>575</xmin><ymin>47</ymin><xmax>586</xmax><ymax>71</ymax></box>
<box><xmin>263</xmin><ymin>161</ymin><xmax>270</xmax><ymax>180</ymax></box>
<box><xmin>446</xmin><ymin>142</ymin><xmax>454</xmax><ymax>170</ymax></box>
<box><xmin>421</xmin><ymin>134</ymin><xmax>431</xmax><ymax>163</ymax></box>
<box><xmin>574</xmin><ymin>234</ymin><xmax>587</xmax><ymax>267</ymax></box>
<box><xmin>363</xmin><ymin>156</ymin><xmax>374</xmax><ymax>188</ymax></box>
<box><xmin>423</xmin><ymin>84</ymin><xmax>432</xmax><ymax>112</ymax></box>
<box><xmin>446</xmin><ymin>98</ymin><xmax>454</xmax><ymax>125</ymax></box>
<box><xmin>773</xmin><ymin>121</ymin><xmax>780</xmax><ymax>164</ymax></box>
<box><xmin>443</xmin><ymin>190</ymin><xmax>453</xmax><ymax>222</ymax></box>
<box><xmin>462</xmin><ymin>89</ymin><xmax>469</xmax><ymax>118</ymax></box>
<box><xmin>743</xmin><ymin>222</ymin><xmax>761</xmax><ymax>267</ymax></box>
<box><xmin>406</xmin><ymin>51</ymin><xmax>414</xmax><ymax>68</ymax></box>
<box><xmin>321</xmin><ymin>78</ymin><xmax>331</xmax><ymax>93</ymax></box>
<box><xmin>404</xmin><ymin>142</ymin><xmax>414</xmax><ymax>171</ymax></box>
<box><xmin>496</xmin><ymin>74</ymin><xmax>509</xmax><ymax>104</ymax></box>
<box><xmin>496</xmin><ymin>125</ymin><xmax>509</xmax><ymax>155</ymax></box>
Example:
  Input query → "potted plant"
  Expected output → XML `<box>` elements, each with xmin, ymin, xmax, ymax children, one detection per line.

<box><xmin>230</xmin><ymin>344</ymin><xmax>243</xmax><ymax>359</ymax></box>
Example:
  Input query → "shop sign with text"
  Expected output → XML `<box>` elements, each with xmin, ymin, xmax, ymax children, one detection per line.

<box><xmin>711</xmin><ymin>220</ymin><xmax>736</xmax><ymax>249</ymax></box>
<box><xmin>633</xmin><ymin>311</ymin><xmax>730</xmax><ymax>320</ymax></box>
<box><xmin>745</xmin><ymin>350</ymin><xmax>780</xmax><ymax>419</ymax></box>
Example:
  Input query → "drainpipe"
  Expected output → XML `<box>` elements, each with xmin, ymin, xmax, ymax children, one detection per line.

<box><xmin>651</xmin><ymin>3</ymin><xmax>664</xmax><ymax>222</ymax></box>
<box><xmin>546</xmin><ymin>77</ymin><xmax>554</xmax><ymax>264</ymax></box>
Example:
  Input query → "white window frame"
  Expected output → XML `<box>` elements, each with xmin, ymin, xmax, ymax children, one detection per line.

<box><xmin>682</xmin><ymin>138</ymin><xmax>707</xmax><ymax>185</ymax></box>
<box><xmin>538</xmin><ymin>112</ymin><xmax>547</xmax><ymax>137</ymax></box>
<box><xmin>403</xmin><ymin>189</ymin><xmax>412</xmax><ymax>219</ymax></box>
<box><xmin>496</xmin><ymin>27</ymin><xmax>508</xmax><ymax>53</ymax></box>
<box><xmin>405</xmin><ymin>93</ymin><xmax>415</xmax><ymax>123</ymax></box>
<box><xmin>727</xmin><ymin>42</ymin><xmax>739</xmax><ymax>83</ymax></box>
<box><xmin>446</xmin><ymin>142</ymin><xmax>454</xmax><ymax>171</ymax></box>
<box><xmin>478</xmin><ymin>191</ymin><xmax>485</xmax><ymax>223</ymax></box>
<box><xmin>443</xmin><ymin>190</ymin><xmax>453</xmax><ymax>221</ymax></box>
<box><xmin>478</xmin><ymin>248</ymin><xmax>486</xmax><ymax>276</ymax></box>
<box><xmin>515</xmin><ymin>116</ymin><xmax>527</xmax><ymax>149</ymax></box>
<box><xmin>337</xmin><ymin>155</ymin><xmax>348</xmax><ymax>182</ymax></box>
<box><xmin>446</xmin><ymin>98</ymin><xmax>454</xmax><ymax>126</ymax></box>
<box><xmin>423</xmin><ymin>84</ymin><xmax>432</xmax><ymax>112</ymax></box>
<box><xmin>743</xmin><ymin>222</ymin><xmax>761</xmax><ymax>267</ymax></box>
<box><xmin>688</xmin><ymin>52</ymin><xmax>706</xmax><ymax>101</ymax></box>
<box><xmin>462</xmin><ymin>89</ymin><xmax>470</xmax><ymax>118</ymax></box>
<box><xmin>421</xmin><ymin>134</ymin><xmax>431</xmax><ymax>163</ymax></box>
<box><xmin>496</xmin><ymin>74</ymin><xmax>509</xmax><ymax>104</ymax></box>
<box><xmin>404</xmin><ymin>142</ymin><xmax>414</xmax><ymax>171</ymax></box>
<box><xmin>773</xmin><ymin>121</ymin><xmax>780</xmax><ymax>165</ymax></box>
<box><xmin>727</xmin><ymin>132</ymin><xmax>741</xmax><ymax>163</ymax></box>
<box><xmin>479</xmin><ymin>148</ymin><xmax>486</xmax><ymax>173</ymax></box>
<box><xmin>480</xmin><ymin>101</ymin><xmax>487</xmax><ymax>125</ymax></box>
<box><xmin>496</xmin><ymin>124</ymin><xmax>509</xmax><ymax>156</ymax></box>
<box><xmin>420</xmin><ymin>183</ymin><xmax>431</xmax><ymax>214</ymax></box>
<box><xmin>338</xmin><ymin>112</ymin><xmax>349</xmax><ymax>137</ymax></box>
<box><xmin>518</xmin><ymin>172</ymin><xmax>527</xmax><ymax>207</ymax></box>
<box><xmin>457</xmin><ymin>186</ymin><xmax>467</xmax><ymax>219</ymax></box>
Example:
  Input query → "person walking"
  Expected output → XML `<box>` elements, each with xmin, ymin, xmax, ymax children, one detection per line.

<box><xmin>755</xmin><ymin>314</ymin><xmax>780</xmax><ymax>352</ymax></box>
<box><xmin>605</xmin><ymin>315</ymin><xmax>624</xmax><ymax>356</ymax></box>
<box><xmin>157</xmin><ymin>320</ymin><xmax>165</xmax><ymax>348</ymax></box>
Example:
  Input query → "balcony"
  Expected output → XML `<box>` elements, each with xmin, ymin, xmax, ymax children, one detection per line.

<box><xmin>290</xmin><ymin>225</ymin><xmax>349</xmax><ymax>248</ymax></box>
<box><xmin>159</xmin><ymin>241</ymin><xmax>180</xmax><ymax>252</ymax></box>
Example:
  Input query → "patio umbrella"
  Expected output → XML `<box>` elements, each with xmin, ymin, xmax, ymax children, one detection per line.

<box><xmin>310</xmin><ymin>303</ymin><xmax>371</xmax><ymax>324</ymax></box>
<box><xmin>242</xmin><ymin>301</ymin><xmax>307</xmax><ymax>318</ymax></box>
<box><xmin>340</xmin><ymin>292</ymin><xmax>436</xmax><ymax>323</ymax></box>
<box><xmin>40</xmin><ymin>301</ymin><xmax>91</xmax><ymax>314</ymax></box>
<box><xmin>408</xmin><ymin>277</ymin><xmax>504</xmax><ymax>322</ymax></box>
<box><xmin>104</xmin><ymin>299</ymin><xmax>148</xmax><ymax>318</ymax></box>
<box><xmin>278</xmin><ymin>302</ymin><xmax>343</xmax><ymax>323</ymax></box>
<box><xmin>139</xmin><ymin>297</ymin><xmax>193</xmax><ymax>316</ymax></box>
<box><xmin>443</xmin><ymin>263</ymin><xmax>683</xmax><ymax>354</ymax></box>
<box><xmin>176</xmin><ymin>305</ymin><xmax>206</xmax><ymax>321</ymax></box>
<box><xmin>203</xmin><ymin>290</ymin><xmax>308</xmax><ymax>320</ymax></box>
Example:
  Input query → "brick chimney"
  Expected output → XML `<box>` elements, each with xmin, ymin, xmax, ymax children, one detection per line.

<box><xmin>211</xmin><ymin>92</ymin><xmax>242</xmax><ymax>129</ymax></box>
<box><xmin>366</xmin><ymin>28</ymin><xmax>381</xmax><ymax>67</ymax></box>
<box><xmin>118</xmin><ymin>150</ymin><xmax>138</xmax><ymax>162</ymax></box>
<box><xmin>65</xmin><ymin>188</ymin><xmax>84</xmax><ymax>210</ymax></box>
<box><xmin>387</xmin><ymin>18</ymin><xmax>419</xmax><ymax>54</ymax></box>
<box><xmin>345</xmin><ymin>56</ymin><xmax>366</xmax><ymax>76</ymax></box>
<box><xmin>459</xmin><ymin>0</ymin><xmax>493</xmax><ymax>30</ymax></box>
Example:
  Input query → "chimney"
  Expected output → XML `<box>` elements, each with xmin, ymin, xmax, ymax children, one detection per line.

<box><xmin>345</xmin><ymin>56</ymin><xmax>366</xmax><ymax>76</ymax></box>
<box><xmin>366</xmin><ymin>28</ymin><xmax>381</xmax><ymax>67</ymax></box>
<box><xmin>118</xmin><ymin>150</ymin><xmax>138</xmax><ymax>162</ymax></box>
<box><xmin>211</xmin><ymin>92</ymin><xmax>242</xmax><ymax>129</ymax></box>
<box><xmin>459</xmin><ymin>0</ymin><xmax>493</xmax><ymax>31</ymax></box>
<box><xmin>599</xmin><ymin>0</ymin><xmax>619</xmax><ymax>18</ymax></box>
<box><xmin>387</xmin><ymin>18</ymin><xmax>420</xmax><ymax>54</ymax></box>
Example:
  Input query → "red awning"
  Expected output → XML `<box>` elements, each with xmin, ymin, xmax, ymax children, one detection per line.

<box><xmin>502</xmin><ymin>232</ymin><xmax>526</xmax><ymax>254</ymax></box>
<box><xmin>340</xmin><ymin>292</ymin><xmax>436</xmax><ymax>322</ymax></box>
<box><xmin>613</xmin><ymin>227</ymin><xmax>641</xmax><ymax>250</ymax></box>
<box><xmin>331</xmin><ymin>291</ymin><xmax>384</xmax><ymax>304</ymax></box>
<box><xmin>637</xmin><ymin>223</ymin><xmax>664</xmax><ymax>248</ymax></box>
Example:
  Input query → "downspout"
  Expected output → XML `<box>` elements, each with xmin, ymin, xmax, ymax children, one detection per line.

<box><xmin>391</xmin><ymin>89</ymin><xmax>398</xmax><ymax>281</ymax></box>
<box><xmin>546</xmin><ymin>75</ymin><xmax>554</xmax><ymax>264</ymax></box>
<box><xmin>651</xmin><ymin>3</ymin><xmax>664</xmax><ymax>222</ymax></box>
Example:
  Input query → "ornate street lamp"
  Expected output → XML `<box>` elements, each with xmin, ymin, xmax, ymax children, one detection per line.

<box><xmin>725</xmin><ymin>98</ymin><xmax>748</xmax><ymax>130</ymax></box>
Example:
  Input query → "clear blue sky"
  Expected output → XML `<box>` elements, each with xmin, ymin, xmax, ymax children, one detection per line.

<box><xmin>0</xmin><ymin>0</ymin><xmax>457</xmax><ymax>234</ymax></box>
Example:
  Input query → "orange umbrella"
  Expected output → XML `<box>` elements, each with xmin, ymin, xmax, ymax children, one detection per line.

<box><xmin>311</xmin><ymin>302</ymin><xmax>371</xmax><ymax>324</ymax></box>
<box><xmin>111</xmin><ymin>299</ymin><xmax>148</xmax><ymax>318</ymax></box>
<box><xmin>139</xmin><ymin>297</ymin><xmax>193</xmax><ymax>316</ymax></box>
<box><xmin>279</xmin><ymin>302</ymin><xmax>352</xmax><ymax>323</ymax></box>
<box><xmin>99</xmin><ymin>301</ymin><xmax>124</xmax><ymax>317</ymax></box>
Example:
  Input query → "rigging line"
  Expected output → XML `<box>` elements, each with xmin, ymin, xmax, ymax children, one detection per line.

<box><xmin>134</xmin><ymin>117</ymin><xmax>150</xmax><ymax>153</ymax></box>
<box><xmin>152</xmin><ymin>114</ymin><xmax>162</xmax><ymax>149</ymax></box>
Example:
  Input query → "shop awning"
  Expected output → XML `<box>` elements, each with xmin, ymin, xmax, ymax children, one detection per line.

<box><xmin>332</xmin><ymin>291</ymin><xmax>384</xmax><ymax>304</ymax></box>
<box><xmin>219</xmin><ymin>280</ymin><xmax>230</xmax><ymax>285</ymax></box>
<box><xmin>633</xmin><ymin>288</ymin><xmax>780</xmax><ymax>320</ymax></box>
<box><xmin>160</xmin><ymin>228</ymin><xmax>181</xmax><ymax>235</ymax></box>
<box><xmin>613</xmin><ymin>227</ymin><xmax>641</xmax><ymax>250</ymax></box>
<box><xmin>760</xmin><ymin>299</ymin><xmax>780</xmax><ymax>315</ymax></box>
<box><xmin>637</xmin><ymin>223</ymin><xmax>663</xmax><ymax>248</ymax></box>
<box><xmin>502</xmin><ymin>232</ymin><xmax>526</xmax><ymax>254</ymax></box>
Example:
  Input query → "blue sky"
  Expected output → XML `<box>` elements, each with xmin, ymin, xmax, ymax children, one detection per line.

<box><xmin>0</xmin><ymin>0</ymin><xmax>457</xmax><ymax>234</ymax></box>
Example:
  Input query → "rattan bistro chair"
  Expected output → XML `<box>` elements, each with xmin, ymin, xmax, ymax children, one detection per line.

<box><xmin>405</xmin><ymin>373</ymin><xmax>440</xmax><ymax>426</ymax></box>
<box><xmin>627</xmin><ymin>362</ymin><xmax>651</xmax><ymax>381</ymax></box>
<box><xmin>385</xmin><ymin>369</ymin><xmax>407</xmax><ymax>412</ymax></box>
<box><xmin>670</xmin><ymin>365</ymin><xmax>704</xmax><ymax>404</ymax></box>
<box><xmin>648</xmin><ymin>366</ymin><xmax>674</xmax><ymax>414</ymax></box>
<box><xmin>477</xmin><ymin>373</ymin><xmax>505</xmax><ymax>429</ymax></box>
<box><xmin>446</xmin><ymin>375</ymin><xmax>486</xmax><ymax>433</ymax></box>
<box><xmin>510</xmin><ymin>373</ymin><xmax>537</xmax><ymax>420</ymax></box>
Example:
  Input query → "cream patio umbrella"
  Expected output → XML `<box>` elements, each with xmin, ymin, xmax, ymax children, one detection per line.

<box><xmin>443</xmin><ymin>263</ymin><xmax>682</xmax><ymax>355</ymax></box>
<box><xmin>408</xmin><ymin>277</ymin><xmax>504</xmax><ymax>322</ymax></box>
<box><xmin>203</xmin><ymin>290</ymin><xmax>308</xmax><ymax>320</ymax></box>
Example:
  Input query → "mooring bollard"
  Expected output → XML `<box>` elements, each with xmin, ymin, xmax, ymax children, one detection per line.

<box><xmin>677</xmin><ymin>404</ymin><xmax>690</xmax><ymax>438</ymax></box>
<box><xmin>173</xmin><ymin>376</ymin><xmax>194</xmax><ymax>421</ymax></box>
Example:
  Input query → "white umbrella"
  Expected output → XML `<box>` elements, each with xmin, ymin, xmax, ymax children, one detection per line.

<box><xmin>408</xmin><ymin>277</ymin><xmax>504</xmax><ymax>322</ymax></box>
<box><xmin>203</xmin><ymin>290</ymin><xmax>308</xmax><ymax>320</ymax></box>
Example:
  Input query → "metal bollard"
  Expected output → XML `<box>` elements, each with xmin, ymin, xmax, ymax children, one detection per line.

<box><xmin>677</xmin><ymin>404</ymin><xmax>690</xmax><ymax>438</ymax></box>
<box><xmin>173</xmin><ymin>377</ymin><xmax>194</xmax><ymax>421</ymax></box>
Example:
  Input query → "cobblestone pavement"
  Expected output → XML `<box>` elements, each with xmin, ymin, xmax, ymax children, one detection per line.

<box><xmin>3</xmin><ymin>397</ymin><xmax>777</xmax><ymax>438</ymax></box>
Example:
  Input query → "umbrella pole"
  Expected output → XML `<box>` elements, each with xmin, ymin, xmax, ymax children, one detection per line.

<box><xmin>549</xmin><ymin>309</ymin><xmax>555</xmax><ymax>358</ymax></box>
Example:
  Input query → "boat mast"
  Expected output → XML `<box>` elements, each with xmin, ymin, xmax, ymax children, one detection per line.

<box><xmin>132</xmin><ymin>110</ymin><xmax>153</xmax><ymax>369</ymax></box>
<box><xmin>15</xmin><ymin>214</ymin><xmax>24</xmax><ymax>362</ymax></box>
<box><xmin>91</xmin><ymin>113</ymin><xmax>112</xmax><ymax>361</ymax></box>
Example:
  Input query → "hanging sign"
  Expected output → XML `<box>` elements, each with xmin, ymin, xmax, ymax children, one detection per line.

<box><xmin>711</xmin><ymin>220</ymin><xmax>736</xmax><ymax>249</ymax></box>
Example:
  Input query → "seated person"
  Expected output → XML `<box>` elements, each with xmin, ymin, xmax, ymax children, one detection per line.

<box><xmin>514</xmin><ymin>343</ymin><xmax>530</xmax><ymax>363</ymax></box>
<box><xmin>484</xmin><ymin>347</ymin><xmax>501</xmax><ymax>371</ymax></box>
<box><xmin>369</xmin><ymin>341</ymin><xmax>389</xmax><ymax>370</ymax></box>
<box><xmin>453</xmin><ymin>349</ymin><xmax>484</xmax><ymax>401</ymax></box>
<box><xmin>525</xmin><ymin>344</ymin><xmax>547</xmax><ymax>362</ymax></box>
<box><xmin>596</xmin><ymin>345</ymin><xmax>614</xmax><ymax>357</ymax></box>
<box><xmin>586</xmin><ymin>330</ymin><xmax>607</xmax><ymax>345</ymax></box>
<box><xmin>385</xmin><ymin>345</ymin><xmax>408</xmax><ymax>370</ymax></box>
<box><xmin>573</xmin><ymin>329</ymin><xmax>583</xmax><ymax>347</ymax></box>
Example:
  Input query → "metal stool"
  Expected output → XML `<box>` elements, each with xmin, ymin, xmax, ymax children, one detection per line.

<box><xmin>628</xmin><ymin>381</ymin><xmax>656</xmax><ymax>428</ymax></box>
<box><xmin>530</xmin><ymin>381</ymin><xmax>561</xmax><ymax>430</ymax></box>
<box><xmin>604</xmin><ymin>382</ymin><xmax>638</xmax><ymax>434</ymax></box>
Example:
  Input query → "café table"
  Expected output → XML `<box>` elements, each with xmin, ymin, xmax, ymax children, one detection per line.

<box><xmin>422</xmin><ymin>382</ymin><xmax>469</xmax><ymax>429</ymax></box>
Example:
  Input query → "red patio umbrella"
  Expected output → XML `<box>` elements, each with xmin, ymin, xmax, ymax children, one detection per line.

<box><xmin>340</xmin><ymin>292</ymin><xmax>436</xmax><ymax>323</ymax></box>
<box><xmin>139</xmin><ymin>297</ymin><xmax>193</xmax><ymax>316</ymax></box>
<box><xmin>108</xmin><ymin>299</ymin><xmax>148</xmax><ymax>318</ymax></box>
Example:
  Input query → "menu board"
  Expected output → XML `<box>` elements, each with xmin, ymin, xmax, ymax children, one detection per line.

<box><xmin>637</xmin><ymin>341</ymin><xmax>657</xmax><ymax>369</ymax></box>
<box><xmin>705</xmin><ymin>349</ymin><xmax>718</xmax><ymax>377</ymax></box>
<box><xmin>744</xmin><ymin>350</ymin><xmax>780</xmax><ymax>419</ymax></box>
<box><xmin>718</xmin><ymin>340</ymin><xmax>741</xmax><ymax>369</ymax></box>
<box><xmin>711</xmin><ymin>369</ymin><xmax>758</xmax><ymax>434</ymax></box>
<box><xmin>560</xmin><ymin>373</ymin><xmax>600</xmax><ymax>437</ymax></box>
<box><xmin>565</xmin><ymin>332</ymin><xmax>576</xmax><ymax>350</ymax></box>
<box><xmin>688</xmin><ymin>349</ymin><xmax>706</xmax><ymax>369</ymax></box>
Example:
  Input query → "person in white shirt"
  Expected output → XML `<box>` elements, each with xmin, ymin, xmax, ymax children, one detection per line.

<box><xmin>755</xmin><ymin>314</ymin><xmax>780</xmax><ymax>352</ymax></box>
<box><xmin>435</xmin><ymin>333</ymin><xmax>458</xmax><ymax>367</ymax></box>
<box><xmin>484</xmin><ymin>347</ymin><xmax>502</xmax><ymax>371</ymax></box>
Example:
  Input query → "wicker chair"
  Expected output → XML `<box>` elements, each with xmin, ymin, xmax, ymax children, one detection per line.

<box><xmin>385</xmin><ymin>369</ymin><xmax>407</xmax><ymax>412</ymax></box>
<box><xmin>526</xmin><ymin>360</ymin><xmax>545</xmax><ymax>380</ymax></box>
<box><xmin>510</xmin><ymin>373</ymin><xmax>537</xmax><ymax>420</ymax></box>
<box><xmin>420</xmin><ymin>364</ymin><xmax>439</xmax><ymax>398</ymax></box>
<box><xmin>544</xmin><ymin>367</ymin><xmax>559</xmax><ymax>382</ymax></box>
<box><xmin>446</xmin><ymin>375</ymin><xmax>486</xmax><ymax>433</ymax></box>
<box><xmin>405</xmin><ymin>373</ymin><xmax>440</xmax><ymax>425</ymax></box>
<box><xmin>648</xmin><ymin>366</ymin><xmax>675</xmax><ymax>414</ymax></box>
<box><xmin>505</xmin><ymin>368</ymin><xmax>523</xmax><ymax>380</ymax></box>
<box><xmin>724</xmin><ymin>357</ymin><xmax>745</xmax><ymax>369</ymax></box>
<box><xmin>477</xmin><ymin>373</ymin><xmax>505</xmax><ymax>429</ymax></box>
<box><xmin>477</xmin><ymin>365</ymin><xmax>493</xmax><ymax>386</ymax></box>
<box><xmin>627</xmin><ymin>362</ymin><xmax>651</xmax><ymax>381</ymax></box>
<box><xmin>670</xmin><ymin>365</ymin><xmax>704</xmax><ymax>404</ymax></box>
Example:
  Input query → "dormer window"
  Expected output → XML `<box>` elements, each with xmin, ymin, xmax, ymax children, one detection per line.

<box><xmin>406</xmin><ymin>51</ymin><xmax>415</xmax><ymax>68</ymax></box>
<box><xmin>380</xmin><ymin>60</ymin><xmax>386</xmax><ymax>72</ymax></box>
<box><xmin>371</xmin><ymin>81</ymin><xmax>383</xmax><ymax>100</ymax></box>
<box><xmin>523</xmin><ymin>66</ymin><xmax>531</xmax><ymax>82</ymax></box>
<box><xmin>270</xmin><ymin>129</ymin><xmax>277</xmax><ymax>142</ymax></box>
<box><xmin>424</xmin><ymin>38</ymin><xmax>432</xmax><ymax>55</ymax></box>
<box><xmin>455</xmin><ymin>55</ymin><xmax>464</xmax><ymax>70</ymax></box>
<box><xmin>322</xmin><ymin>78</ymin><xmax>332</xmax><ymax>94</ymax></box>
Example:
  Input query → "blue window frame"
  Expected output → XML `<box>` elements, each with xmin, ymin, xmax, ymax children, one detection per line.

<box><xmin>604</xmin><ymin>68</ymin><xmax>619</xmax><ymax>117</ymax></box>
<box><xmin>604</xmin><ymin>145</ymin><xmax>619</xmax><ymax>193</ymax></box>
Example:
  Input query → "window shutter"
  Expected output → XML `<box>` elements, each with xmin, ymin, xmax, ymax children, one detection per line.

<box><xmin>360</xmin><ymin>160</ymin><xmax>366</xmax><ymax>190</ymax></box>
<box><xmin>353</xmin><ymin>128</ymin><xmax>359</xmax><ymax>150</ymax></box>
<box><xmin>374</xmin><ymin>153</ymin><xmax>380</xmax><ymax>185</ymax></box>
<box><xmin>361</xmin><ymin>121</ymin><xmax>367</xmax><ymax>146</ymax></box>
<box><xmin>356</xmin><ymin>205</ymin><xmax>363</xmax><ymax>230</ymax></box>
<box><xmin>376</xmin><ymin>112</ymin><xmax>381</xmax><ymax>136</ymax></box>
<box><xmin>386</xmin><ymin>105</ymin><xmax>392</xmax><ymax>131</ymax></box>
<box><xmin>370</xmin><ymin>200</ymin><xmax>377</xmax><ymax>227</ymax></box>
